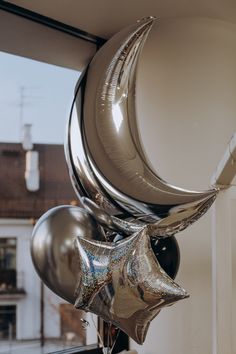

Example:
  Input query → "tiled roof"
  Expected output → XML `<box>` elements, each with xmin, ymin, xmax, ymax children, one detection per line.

<box><xmin>0</xmin><ymin>143</ymin><xmax>78</xmax><ymax>219</ymax></box>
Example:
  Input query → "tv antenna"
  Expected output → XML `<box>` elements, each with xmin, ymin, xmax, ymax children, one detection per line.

<box><xmin>17</xmin><ymin>86</ymin><xmax>43</xmax><ymax>141</ymax></box>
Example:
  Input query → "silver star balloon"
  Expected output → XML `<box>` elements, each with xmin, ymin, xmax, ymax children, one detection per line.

<box><xmin>74</xmin><ymin>227</ymin><xmax>188</xmax><ymax>344</ymax></box>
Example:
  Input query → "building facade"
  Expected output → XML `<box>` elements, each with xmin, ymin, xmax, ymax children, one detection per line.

<box><xmin>0</xmin><ymin>142</ymin><xmax>84</xmax><ymax>343</ymax></box>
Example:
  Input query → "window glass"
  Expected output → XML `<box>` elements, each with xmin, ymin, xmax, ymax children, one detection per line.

<box><xmin>0</xmin><ymin>52</ymin><xmax>78</xmax><ymax>144</ymax></box>
<box><xmin>0</xmin><ymin>238</ymin><xmax>17</xmax><ymax>290</ymax></box>
<box><xmin>0</xmin><ymin>305</ymin><xmax>16</xmax><ymax>339</ymax></box>
<box><xmin>0</xmin><ymin>51</ymin><xmax>95</xmax><ymax>353</ymax></box>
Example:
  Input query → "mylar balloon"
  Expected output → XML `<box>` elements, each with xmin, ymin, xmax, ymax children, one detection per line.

<box><xmin>74</xmin><ymin>227</ymin><xmax>188</xmax><ymax>344</ymax></box>
<box><xmin>31</xmin><ymin>16</ymin><xmax>219</xmax><ymax>349</ymax></box>
<box><xmin>65</xmin><ymin>17</ymin><xmax>218</xmax><ymax>238</ymax></box>
<box><xmin>113</xmin><ymin>233</ymin><xmax>180</xmax><ymax>279</ymax></box>
<box><xmin>150</xmin><ymin>236</ymin><xmax>180</xmax><ymax>279</ymax></box>
<box><xmin>31</xmin><ymin>205</ymin><xmax>105</xmax><ymax>304</ymax></box>
<box><xmin>31</xmin><ymin>207</ymin><xmax>188</xmax><ymax>345</ymax></box>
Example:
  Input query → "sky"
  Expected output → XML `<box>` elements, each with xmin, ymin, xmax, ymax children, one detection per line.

<box><xmin>0</xmin><ymin>51</ymin><xmax>80</xmax><ymax>144</ymax></box>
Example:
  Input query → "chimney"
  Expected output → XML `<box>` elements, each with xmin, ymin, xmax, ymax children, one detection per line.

<box><xmin>22</xmin><ymin>124</ymin><xmax>33</xmax><ymax>151</ymax></box>
<box><xmin>22</xmin><ymin>124</ymin><xmax>40</xmax><ymax>192</ymax></box>
<box><xmin>25</xmin><ymin>151</ymin><xmax>40</xmax><ymax>192</ymax></box>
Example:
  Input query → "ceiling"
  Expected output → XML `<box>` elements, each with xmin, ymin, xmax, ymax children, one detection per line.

<box><xmin>6</xmin><ymin>0</ymin><xmax>236</xmax><ymax>38</ymax></box>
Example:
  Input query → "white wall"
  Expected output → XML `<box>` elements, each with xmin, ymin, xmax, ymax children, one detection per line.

<box><xmin>44</xmin><ymin>287</ymin><xmax>61</xmax><ymax>339</ymax></box>
<box><xmin>131</xmin><ymin>17</ymin><xmax>236</xmax><ymax>354</ymax></box>
<box><xmin>232</xmin><ymin>200</ymin><xmax>236</xmax><ymax>354</ymax></box>
<box><xmin>16</xmin><ymin>223</ymin><xmax>41</xmax><ymax>340</ymax></box>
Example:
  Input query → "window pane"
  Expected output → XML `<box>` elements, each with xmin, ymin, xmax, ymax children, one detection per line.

<box><xmin>0</xmin><ymin>51</ymin><xmax>95</xmax><ymax>353</ymax></box>
<box><xmin>0</xmin><ymin>305</ymin><xmax>16</xmax><ymax>339</ymax></box>
<box><xmin>0</xmin><ymin>238</ymin><xmax>17</xmax><ymax>291</ymax></box>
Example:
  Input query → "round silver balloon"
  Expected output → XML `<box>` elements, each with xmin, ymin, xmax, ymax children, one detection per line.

<box><xmin>65</xmin><ymin>17</ymin><xmax>218</xmax><ymax>237</ymax></box>
<box><xmin>31</xmin><ymin>205</ymin><xmax>105</xmax><ymax>304</ymax></box>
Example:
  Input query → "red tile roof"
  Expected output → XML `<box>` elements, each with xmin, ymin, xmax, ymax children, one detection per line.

<box><xmin>0</xmin><ymin>143</ymin><xmax>78</xmax><ymax>219</ymax></box>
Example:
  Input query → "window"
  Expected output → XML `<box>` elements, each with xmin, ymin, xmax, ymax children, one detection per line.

<box><xmin>0</xmin><ymin>3</ymin><xmax>126</xmax><ymax>353</ymax></box>
<box><xmin>0</xmin><ymin>50</ymin><xmax>93</xmax><ymax>353</ymax></box>
<box><xmin>0</xmin><ymin>238</ymin><xmax>16</xmax><ymax>290</ymax></box>
<box><xmin>0</xmin><ymin>305</ymin><xmax>16</xmax><ymax>340</ymax></box>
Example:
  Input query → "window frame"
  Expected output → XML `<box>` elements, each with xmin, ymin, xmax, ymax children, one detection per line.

<box><xmin>51</xmin><ymin>344</ymin><xmax>103</xmax><ymax>354</ymax></box>
<box><xmin>0</xmin><ymin>3</ymin><xmax>129</xmax><ymax>353</ymax></box>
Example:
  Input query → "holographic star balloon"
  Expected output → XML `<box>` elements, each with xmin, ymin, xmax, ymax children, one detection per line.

<box><xmin>74</xmin><ymin>227</ymin><xmax>188</xmax><ymax>344</ymax></box>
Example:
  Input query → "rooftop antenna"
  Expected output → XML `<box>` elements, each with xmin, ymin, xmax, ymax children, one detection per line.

<box><xmin>17</xmin><ymin>85</ymin><xmax>44</xmax><ymax>142</ymax></box>
<box><xmin>19</xmin><ymin>86</ymin><xmax>27</xmax><ymax>142</ymax></box>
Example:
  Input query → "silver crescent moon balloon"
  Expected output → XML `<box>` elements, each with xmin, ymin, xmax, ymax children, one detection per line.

<box><xmin>65</xmin><ymin>17</ymin><xmax>218</xmax><ymax>237</ymax></box>
<box><xmin>31</xmin><ymin>205</ymin><xmax>105</xmax><ymax>304</ymax></box>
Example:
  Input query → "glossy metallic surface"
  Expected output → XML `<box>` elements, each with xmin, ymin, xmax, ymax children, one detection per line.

<box><xmin>81</xmin><ymin>197</ymin><xmax>142</xmax><ymax>236</ymax></box>
<box><xmin>74</xmin><ymin>227</ymin><xmax>188</xmax><ymax>345</ymax></box>
<box><xmin>150</xmin><ymin>236</ymin><xmax>180</xmax><ymax>279</ymax></box>
<box><xmin>32</xmin><ymin>17</ymin><xmax>219</xmax><ymax>347</ymax></box>
<box><xmin>31</xmin><ymin>205</ymin><xmax>105</xmax><ymax>304</ymax></box>
<box><xmin>65</xmin><ymin>17</ymin><xmax>218</xmax><ymax>237</ymax></box>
